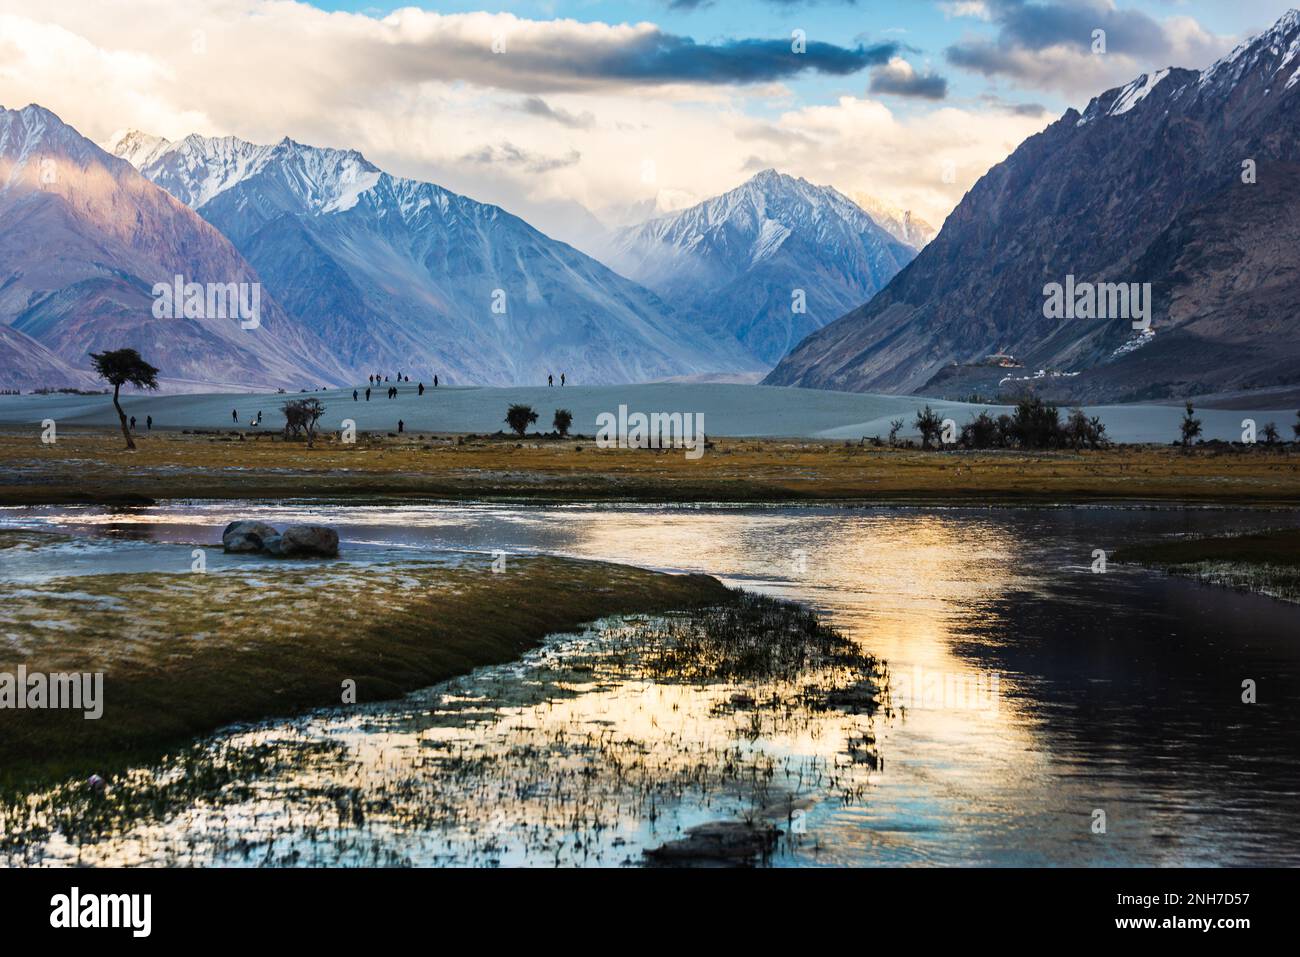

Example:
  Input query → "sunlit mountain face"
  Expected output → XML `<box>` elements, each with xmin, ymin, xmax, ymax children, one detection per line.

<box><xmin>0</xmin><ymin>105</ymin><xmax>350</xmax><ymax>391</ymax></box>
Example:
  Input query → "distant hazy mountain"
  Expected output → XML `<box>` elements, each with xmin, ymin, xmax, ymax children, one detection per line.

<box><xmin>850</xmin><ymin>193</ymin><xmax>936</xmax><ymax>249</ymax></box>
<box><xmin>110</xmin><ymin>131</ymin><xmax>755</xmax><ymax>385</ymax></box>
<box><xmin>767</xmin><ymin>10</ymin><xmax>1300</xmax><ymax>403</ymax></box>
<box><xmin>595</xmin><ymin>189</ymin><xmax>701</xmax><ymax>231</ymax></box>
<box><xmin>0</xmin><ymin>105</ymin><xmax>348</xmax><ymax>392</ymax></box>
<box><xmin>605</xmin><ymin>170</ymin><xmax>915</xmax><ymax>366</ymax></box>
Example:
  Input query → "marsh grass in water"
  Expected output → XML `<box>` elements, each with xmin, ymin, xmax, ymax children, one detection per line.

<box><xmin>635</xmin><ymin>593</ymin><xmax>865</xmax><ymax>682</ymax></box>
<box><xmin>1</xmin><ymin>592</ymin><xmax>888</xmax><ymax>867</ymax></box>
<box><xmin>1117</xmin><ymin>528</ymin><xmax>1300</xmax><ymax>604</ymax></box>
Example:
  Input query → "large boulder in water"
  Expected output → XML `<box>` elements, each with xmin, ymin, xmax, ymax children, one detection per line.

<box><xmin>222</xmin><ymin>520</ymin><xmax>279</xmax><ymax>553</ymax></box>
<box><xmin>267</xmin><ymin>525</ymin><xmax>339</xmax><ymax>558</ymax></box>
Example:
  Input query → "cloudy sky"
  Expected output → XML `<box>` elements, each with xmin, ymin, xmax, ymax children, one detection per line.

<box><xmin>0</xmin><ymin>0</ymin><xmax>1294</xmax><ymax>245</ymax></box>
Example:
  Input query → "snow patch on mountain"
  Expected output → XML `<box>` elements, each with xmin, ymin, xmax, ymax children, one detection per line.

<box><xmin>1110</xmin><ymin>68</ymin><xmax>1172</xmax><ymax>116</ymax></box>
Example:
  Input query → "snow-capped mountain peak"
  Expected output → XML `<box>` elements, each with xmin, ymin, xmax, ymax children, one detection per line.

<box><xmin>1075</xmin><ymin>9</ymin><xmax>1300</xmax><ymax>130</ymax></box>
<box><xmin>1200</xmin><ymin>6</ymin><xmax>1300</xmax><ymax>89</ymax></box>
<box><xmin>109</xmin><ymin>130</ymin><xmax>383</xmax><ymax>214</ymax></box>
<box><xmin>104</xmin><ymin>129</ymin><xmax>172</xmax><ymax>169</ymax></box>
<box><xmin>850</xmin><ymin>192</ymin><xmax>936</xmax><ymax>248</ymax></box>
<box><xmin>629</xmin><ymin>169</ymin><xmax>893</xmax><ymax>254</ymax></box>
<box><xmin>604</xmin><ymin>168</ymin><xmax>917</xmax><ymax>365</ymax></box>
<box><xmin>1</xmin><ymin>104</ymin><xmax>111</xmax><ymax>179</ymax></box>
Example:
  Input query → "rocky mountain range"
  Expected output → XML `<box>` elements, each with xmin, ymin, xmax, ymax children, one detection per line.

<box><xmin>110</xmin><ymin>131</ymin><xmax>757</xmax><ymax>386</ymax></box>
<box><xmin>0</xmin><ymin>105</ymin><xmax>351</xmax><ymax>392</ymax></box>
<box><xmin>767</xmin><ymin>9</ymin><xmax>1300</xmax><ymax>404</ymax></box>
<box><xmin>1</xmin><ymin>102</ymin><xmax>938</xmax><ymax>393</ymax></box>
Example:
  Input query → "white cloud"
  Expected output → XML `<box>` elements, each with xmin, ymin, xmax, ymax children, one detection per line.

<box><xmin>944</xmin><ymin>1</ymin><xmax>1237</xmax><ymax>101</ymax></box>
<box><xmin>940</xmin><ymin>1</ymin><xmax>992</xmax><ymax>20</ymax></box>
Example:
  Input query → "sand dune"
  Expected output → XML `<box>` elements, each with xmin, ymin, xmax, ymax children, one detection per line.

<box><xmin>0</xmin><ymin>383</ymin><xmax>1292</xmax><ymax>445</ymax></box>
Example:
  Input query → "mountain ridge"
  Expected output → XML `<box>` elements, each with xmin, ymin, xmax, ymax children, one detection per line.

<box><xmin>112</xmin><ymin>129</ymin><xmax>758</xmax><ymax>385</ymax></box>
<box><xmin>0</xmin><ymin>103</ymin><xmax>351</xmax><ymax>392</ymax></box>
<box><xmin>764</xmin><ymin>9</ymin><xmax>1300</xmax><ymax>403</ymax></box>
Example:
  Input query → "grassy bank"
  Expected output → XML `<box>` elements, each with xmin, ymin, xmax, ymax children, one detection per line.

<box><xmin>3</xmin><ymin>430</ymin><xmax>1300</xmax><ymax>505</ymax></box>
<box><xmin>1117</xmin><ymin>528</ymin><xmax>1300</xmax><ymax>604</ymax></box>
<box><xmin>0</xmin><ymin>546</ymin><xmax>729</xmax><ymax>788</ymax></box>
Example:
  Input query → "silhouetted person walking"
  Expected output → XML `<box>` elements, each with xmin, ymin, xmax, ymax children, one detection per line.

<box><xmin>548</xmin><ymin>374</ymin><xmax>553</xmax><ymax>386</ymax></box>
<box><xmin>353</xmin><ymin>389</ymin><xmax>358</xmax><ymax>401</ymax></box>
<box><xmin>365</xmin><ymin>388</ymin><xmax>371</xmax><ymax>401</ymax></box>
<box><xmin>232</xmin><ymin>409</ymin><xmax>238</xmax><ymax>423</ymax></box>
<box><xmin>146</xmin><ymin>415</ymin><xmax>152</xmax><ymax>431</ymax></box>
<box><xmin>130</xmin><ymin>416</ymin><xmax>136</xmax><ymax>431</ymax></box>
<box><xmin>561</xmin><ymin>373</ymin><xmax>566</xmax><ymax>386</ymax></box>
<box><xmin>398</xmin><ymin>419</ymin><xmax>404</xmax><ymax>433</ymax></box>
<box><xmin>418</xmin><ymin>382</ymin><xmax>424</xmax><ymax>396</ymax></box>
<box><xmin>434</xmin><ymin>375</ymin><xmax>438</xmax><ymax>388</ymax></box>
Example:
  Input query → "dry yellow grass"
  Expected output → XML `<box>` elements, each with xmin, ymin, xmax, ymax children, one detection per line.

<box><xmin>3</xmin><ymin>429</ymin><xmax>1300</xmax><ymax>504</ymax></box>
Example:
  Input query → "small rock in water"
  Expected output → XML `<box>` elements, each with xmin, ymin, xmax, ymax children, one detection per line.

<box><xmin>644</xmin><ymin>821</ymin><xmax>780</xmax><ymax>867</ymax></box>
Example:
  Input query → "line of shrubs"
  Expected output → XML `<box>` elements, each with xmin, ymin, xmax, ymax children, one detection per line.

<box><xmin>906</xmin><ymin>397</ymin><xmax>1108</xmax><ymax>451</ymax></box>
